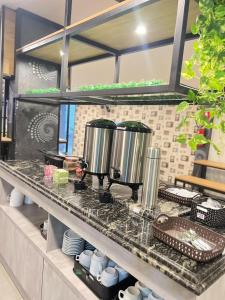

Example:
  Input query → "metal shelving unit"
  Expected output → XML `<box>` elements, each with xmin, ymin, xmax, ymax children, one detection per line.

<box><xmin>15</xmin><ymin>0</ymin><xmax>199</xmax><ymax>105</ymax></box>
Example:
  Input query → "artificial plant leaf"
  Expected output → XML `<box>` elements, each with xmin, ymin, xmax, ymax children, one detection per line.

<box><xmin>187</xmin><ymin>90</ymin><xmax>197</xmax><ymax>102</ymax></box>
<box><xmin>176</xmin><ymin>134</ymin><xmax>187</xmax><ymax>144</ymax></box>
<box><xmin>192</xmin><ymin>23</ymin><xmax>199</xmax><ymax>34</ymax></box>
<box><xmin>220</xmin><ymin>120</ymin><xmax>225</xmax><ymax>133</ymax></box>
<box><xmin>188</xmin><ymin>134</ymin><xmax>209</xmax><ymax>151</ymax></box>
<box><xmin>211</xmin><ymin>142</ymin><xmax>221</xmax><ymax>155</ymax></box>
<box><xmin>176</xmin><ymin>101</ymin><xmax>190</xmax><ymax>113</ymax></box>
<box><xmin>215</xmin><ymin>5</ymin><xmax>225</xmax><ymax>18</ymax></box>
<box><xmin>177</xmin><ymin>116</ymin><xmax>188</xmax><ymax>129</ymax></box>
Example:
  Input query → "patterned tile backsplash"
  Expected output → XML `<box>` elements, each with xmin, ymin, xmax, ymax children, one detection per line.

<box><xmin>73</xmin><ymin>105</ymin><xmax>197</xmax><ymax>183</ymax></box>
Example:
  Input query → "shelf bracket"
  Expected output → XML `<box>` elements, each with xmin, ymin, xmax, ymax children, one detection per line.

<box><xmin>169</xmin><ymin>0</ymin><xmax>190</xmax><ymax>90</ymax></box>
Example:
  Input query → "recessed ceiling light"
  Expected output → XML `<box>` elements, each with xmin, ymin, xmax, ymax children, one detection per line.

<box><xmin>135</xmin><ymin>25</ymin><xmax>147</xmax><ymax>35</ymax></box>
<box><xmin>60</xmin><ymin>50</ymin><xmax>64</xmax><ymax>56</ymax></box>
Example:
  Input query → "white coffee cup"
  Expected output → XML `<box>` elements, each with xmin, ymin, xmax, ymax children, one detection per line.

<box><xmin>24</xmin><ymin>195</ymin><xmax>34</xmax><ymax>205</ymax></box>
<box><xmin>89</xmin><ymin>250</ymin><xmax>108</xmax><ymax>277</ymax></box>
<box><xmin>43</xmin><ymin>220</ymin><xmax>48</xmax><ymax>231</ymax></box>
<box><xmin>148</xmin><ymin>292</ymin><xmax>164</xmax><ymax>300</ymax></box>
<box><xmin>135</xmin><ymin>281</ymin><xmax>151</xmax><ymax>297</ymax></box>
<box><xmin>10</xmin><ymin>188</ymin><xmax>24</xmax><ymax>207</ymax></box>
<box><xmin>115</xmin><ymin>265</ymin><xmax>129</xmax><ymax>282</ymax></box>
<box><xmin>118</xmin><ymin>286</ymin><xmax>142</xmax><ymax>300</ymax></box>
<box><xmin>108</xmin><ymin>259</ymin><xmax>116</xmax><ymax>268</ymax></box>
<box><xmin>97</xmin><ymin>267</ymin><xmax>118</xmax><ymax>287</ymax></box>
<box><xmin>76</xmin><ymin>250</ymin><xmax>93</xmax><ymax>269</ymax></box>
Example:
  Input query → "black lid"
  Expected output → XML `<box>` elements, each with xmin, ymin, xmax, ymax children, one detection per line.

<box><xmin>86</xmin><ymin>119</ymin><xmax>116</xmax><ymax>129</ymax></box>
<box><xmin>116</xmin><ymin>121</ymin><xmax>152</xmax><ymax>133</ymax></box>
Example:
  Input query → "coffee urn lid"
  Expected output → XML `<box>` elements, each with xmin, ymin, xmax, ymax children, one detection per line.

<box><xmin>146</xmin><ymin>147</ymin><xmax>161</xmax><ymax>159</ymax></box>
<box><xmin>116</xmin><ymin>121</ymin><xmax>152</xmax><ymax>133</ymax></box>
<box><xmin>86</xmin><ymin>119</ymin><xmax>116</xmax><ymax>129</ymax></box>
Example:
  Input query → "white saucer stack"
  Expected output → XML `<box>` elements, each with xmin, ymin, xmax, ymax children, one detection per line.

<box><xmin>62</xmin><ymin>229</ymin><xmax>85</xmax><ymax>256</ymax></box>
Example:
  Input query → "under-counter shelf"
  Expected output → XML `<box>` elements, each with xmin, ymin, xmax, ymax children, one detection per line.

<box><xmin>0</xmin><ymin>203</ymin><xmax>98</xmax><ymax>300</ymax></box>
<box><xmin>45</xmin><ymin>249</ymin><xmax>99</xmax><ymax>300</ymax></box>
<box><xmin>0</xmin><ymin>203</ymin><xmax>47</xmax><ymax>254</ymax></box>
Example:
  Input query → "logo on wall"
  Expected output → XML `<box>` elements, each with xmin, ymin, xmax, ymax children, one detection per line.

<box><xmin>28</xmin><ymin>61</ymin><xmax>57</xmax><ymax>81</ymax></box>
<box><xmin>27</xmin><ymin>113</ymin><xmax>58</xmax><ymax>143</ymax></box>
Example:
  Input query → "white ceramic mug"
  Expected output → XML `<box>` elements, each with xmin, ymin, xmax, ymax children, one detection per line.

<box><xmin>76</xmin><ymin>250</ymin><xmax>93</xmax><ymax>269</ymax></box>
<box><xmin>107</xmin><ymin>259</ymin><xmax>116</xmax><ymax>268</ymax></box>
<box><xmin>24</xmin><ymin>195</ymin><xmax>34</xmax><ymax>205</ymax></box>
<box><xmin>135</xmin><ymin>281</ymin><xmax>151</xmax><ymax>297</ymax></box>
<box><xmin>115</xmin><ymin>265</ymin><xmax>129</xmax><ymax>282</ymax></box>
<box><xmin>118</xmin><ymin>286</ymin><xmax>142</xmax><ymax>300</ymax></box>
<box><xmin>43</xmin><ymin>220</ymin><xmax>48</xmax><ymax>231</ymax></box>
<box><xmin>148</xmin><ymin>292</ymin><xmax>164</xmax><ymax>300</ymax></box>
<box><xmin>97</xmin><ymin>267</ymin><xmax>118</xmax><ymax>287</ymax></box>
<box><xmin>10</xmin><ymin>188</ymin><xmax>24</xmax><ymax>207</ymax></box>
<box><xmin>89</xmin><ymin>250</ymin><xmax>108</xmax><ymax>277</ymax></box>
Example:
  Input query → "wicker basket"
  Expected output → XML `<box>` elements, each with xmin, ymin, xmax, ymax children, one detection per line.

<box><xmin>158</xmin><ymin>184</ymin><xmax>201</xmax><ymax>207</ymax></box>
<box><xmin>191</xmin><ymin>197</ymin><xmax>225</xmax><ymax>228</ymax></box>
<box><xmin>152</xmin><ymin>214</ymin><xmax>225</xmax><ymax>262</ymax></box>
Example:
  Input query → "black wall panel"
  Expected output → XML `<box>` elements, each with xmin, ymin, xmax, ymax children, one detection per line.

<box><xmin>15</xmin><ymin>102</ymin><xmax>59</xmax><ymax>160</ymax></box>
<box><xmin>16</xmin><ymin>9</ymin><xmax>62</xmax><ymax>48</ymax></box>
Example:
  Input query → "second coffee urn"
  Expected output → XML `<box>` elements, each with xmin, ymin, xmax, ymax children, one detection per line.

<box><xmin>109</xmin><ymin>121</ymin><xmax>152</xmax><ymax>200</ymax></box>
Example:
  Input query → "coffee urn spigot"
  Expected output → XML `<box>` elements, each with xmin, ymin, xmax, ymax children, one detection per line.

<box><xmin>141</xmin><ymin>147</ymin><xmax>161</xmax><ymax>210</ymax></box>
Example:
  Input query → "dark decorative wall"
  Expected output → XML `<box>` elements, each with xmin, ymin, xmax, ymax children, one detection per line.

<box><xmin>15</xmin><ymin>102</ymin><xmax>59</xmax><ymax>160</ymax></box>
<box><xmin>16</xmin><ymin>56</ymin><xmax>59</xmax><ymax>94</ymax></box>
<box><xmin>6</xmin><ymin>9</ymin><xmax>61</xmax><ymax>160</ymax></box>
<box><xmin>16</xmin><ymin>9</ymin><xmax>62</xmax><ymax>49</ymax></box>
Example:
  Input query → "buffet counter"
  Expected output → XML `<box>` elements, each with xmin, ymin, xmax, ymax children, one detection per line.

<box><xmin>0</xmin><ymin>160</ymin><xmax>225</xmax><ymax>300</ymax></box>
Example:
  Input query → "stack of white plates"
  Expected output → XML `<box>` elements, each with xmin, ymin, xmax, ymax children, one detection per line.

<box><xmin>85</xmin><ymin>241</ymin><xmax>95</xmax><ymax>251</ymax></box>
<box><xmin>62</xmin><ymin>229</ymin><xmax>84</xmax><ymax>256</ymax></box>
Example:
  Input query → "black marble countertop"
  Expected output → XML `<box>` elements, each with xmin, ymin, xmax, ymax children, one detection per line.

<box><xmin>1</xmin><ymin>160</ymin><xmax>225</xmax><ymax>296</ymax></box>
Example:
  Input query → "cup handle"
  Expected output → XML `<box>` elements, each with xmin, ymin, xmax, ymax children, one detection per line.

<box><xmin>118</xmin><ymin>290</ymin><xmax>124</xmax><ymax>300</ymax></box>
<box><xmin>98</xmin><ymin>264</ymin><xmax>103</xmax><ymax>274</ymax></box>
<box><xmin>75</xmin><ymin>255</ymin><xmax>80</xmax><ymax>261</ymax></box>
<box><xmin>96</xmin><ymin>275</ymin><xmax>101</xmax><ymax>282</ymax></box>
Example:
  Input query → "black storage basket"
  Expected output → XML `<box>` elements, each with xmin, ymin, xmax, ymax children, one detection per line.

<box><xmin>158</xmin><ymin>184</ymin><xmax>201</xmax><ymax>207</ymax></box>
<box><xmin>191</xmin><ymin>196</ymin><xmax>225</xmax><ymax>228</ymax></box>
<box><xmin>73</xmin><ymin>260</ymin><xmax>136</xmax><ymax>300</ymax></box>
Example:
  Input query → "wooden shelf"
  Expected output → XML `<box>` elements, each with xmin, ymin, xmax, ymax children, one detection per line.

<box><xmin>16</xmin><ymin>0</ymin><xmax>199</xmax><ymax>65</ymax></box>
<box><xmin>175</xmin><ymin>175</ymin><xmax>225</xmax><ymax>194</ymax></box>
<box><xmin>194</xmin><ymin>160</ymin><xmax>225</xmax><ymax>171</ymax></box>
<box><xmin>1</xmin><ymin>136</ymin><xmax>12</xmax><ymax>143</ymax></box>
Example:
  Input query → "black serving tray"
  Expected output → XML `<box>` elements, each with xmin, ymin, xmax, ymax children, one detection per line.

<box><xmin>73</xmin><ymin>260</ymin><xmax>136</xmax><ymax>300</ymax></box>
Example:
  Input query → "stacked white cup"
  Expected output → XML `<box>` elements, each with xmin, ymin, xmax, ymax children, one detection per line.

<box><xmin>89</xmin><ymin>250</ymin><xmax>108</xmax><ymax>277</ymax></box>
<box><xmin>97</xmin><ymin>267</ymin><xmax>119</xmax><ymax>287</ymax></box>
<box><xmin>9</xmin><ymin>188</ymin><xmax>24</xmax><ymax>207</ymax></box>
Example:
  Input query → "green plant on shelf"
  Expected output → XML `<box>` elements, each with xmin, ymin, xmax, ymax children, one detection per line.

<box><xmin>25</xmin><ymin>88</ymin><xmax>60</xmax><ymax>94</ymax></box>
<box><xmin>79</xmin><ymin>80</ymin><xmax>165</xmax><ymax>91</ymax></box>
<box><xmin>176</xmin><ymin>0</ymin><xmax>225</xmax><ymax>154</ymax></box>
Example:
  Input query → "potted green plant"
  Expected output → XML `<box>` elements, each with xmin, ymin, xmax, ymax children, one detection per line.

<box><xmin>176</xmin><ymin>0</ymin><xmax>225</xmax><ymax>154</ymax></box>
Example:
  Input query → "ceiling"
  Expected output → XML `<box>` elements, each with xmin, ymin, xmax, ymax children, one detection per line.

<box><xmin>0</xmin><ymin>0</ymin><xmax>117</xmax><ymax>25</ymax></box>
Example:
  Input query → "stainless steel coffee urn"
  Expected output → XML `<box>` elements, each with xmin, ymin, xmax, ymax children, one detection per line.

<box><xmin>109</xmin><ymin>121</ymin><xmax>152</xmax><ymax>200</ymax></box>
<box><xmin>82</xmin><ymin>119</ymin><xmax>116</xmax><ymax>186</ymax></box>
<box><xmin>141</xmin><ymin>147</ymin><xmax>161</xmax><ymax>210</ymax></box>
